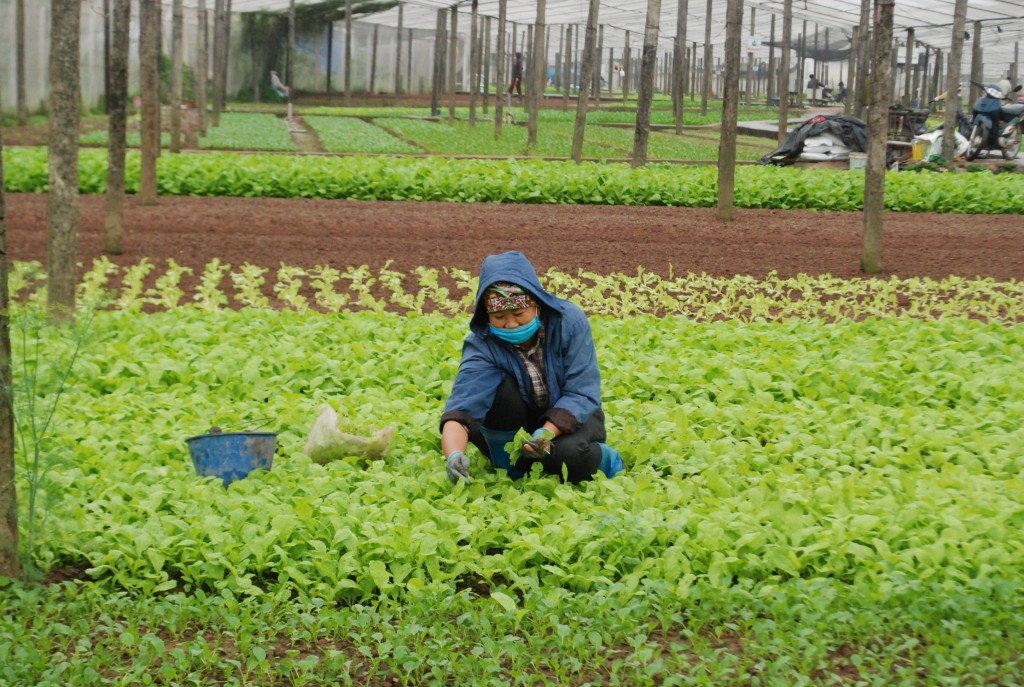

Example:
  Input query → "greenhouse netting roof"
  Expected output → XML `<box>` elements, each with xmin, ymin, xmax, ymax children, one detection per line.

<box><xmin>190</xmin><ymin>0</ymin><xmax>1024</xmax><ymax>74</ymax></box>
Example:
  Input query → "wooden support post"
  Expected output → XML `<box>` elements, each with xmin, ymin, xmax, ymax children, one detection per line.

<box><xmin>969</xmin><ymin>20</ymin><xmax>982</xmax><ymax>103</ymax></box>
<box><xmin>563</xmin><ymin>26</ymin><xmax>572</xmax><ymax>110</ymax></box>
<box><xmin>862</xmin><ymin>0</ymin><xmax>894</xmax><ymax>275</ymax></box>
<box><xmin>483</xmin><ymin>16</ymin><xmax>491</xmax><ymax>112</ymax></box>
<box><xmin>370</xmin><ymin>24</ymin><xmax>379</xmax><ymax>94</ymax></box>
<box><xmin>528</xmin><ymin>0</ymin><xmax>546</xmax><ymax>146</ymax></box>
<box><xmin>495</xmin><ymin>0</ymin><xmax>506</xmax><ymax>134</ymax></box>
<box><xmin>719</xmin><ymin>0</ymin><xmax>744</xmax><ymax>222</ymax></box>
<box><xmin>903</xmin><ymin>27</ymin><xmax>913</xmax><ymax>105</ymax></box>
<box><xmin>431</xmin><ymin>8</ymin><xmax>445</xmax><ymax>116</ymax></box>
<box><xmin>766</xmin><ymin>12</ymin><xmax>775</xmax><ymax>106</ymax></box>
<box><xmin>469</xmin><ymin>0</ymin><xmax>478</xmax><ymax>124</ymax></box>
<box><xmin>673</xmin><ymin>0</ymin><xmax>688</xmax><ymax>131</ymax></box>
<box><xmin>448</xmin><ymin>6</ymin><xmax>458</xmax><ymax>122</ymax></box>
<box><xmin>777</xmin><ymin>0</ymin><xmax>792</xmax><ymax>143</ymax></box>
<box><xmin>344</xmin><ymin>0</ymin><xmax>352</xmax><ymax>104</ymax></box>
<box><xmin>700</xmin><ymin>0</ymin><xmax>711</xmax><ymax>116</ymax></box>
<box><xmin>745</xmin><ymin>7</ymin><xmax>754</xmax><ymax>105</ymax></box>
<box><xmin>632</xmin><ymin>0</ymin><xmax>662</xmax><ymax>168</ymax></box>
<box><xmin>941</xmin><ymin>0</ymin><xmax>967</xmax><ymax>161</ymax></box>
<box><xmin>197</xmin><ymin>0</ymin><xmax>208</xmax><ymax>135</ymax></box>
<box><xmin>854</xmin><ymin>0</ymin><xmax>870</xmax><ymax>118</ymax></box>
<box><xmin>572</xmin><ymin>0</ymin><xmax>600</xmax><ymax>162</ymax></box>
<box><xmin>394</xmin><ymin>3</ymin><xmax>403</xmax><ymax>103</ymax></box>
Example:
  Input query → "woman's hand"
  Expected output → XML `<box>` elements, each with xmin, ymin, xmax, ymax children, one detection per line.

<box><xmin>523</xmin><ymin>427</ymin><xmax>555</xmax><ymax>457</ymax></box>
<box><xmin>446</xmin><ymin>450</ymin><xmax>472</xmax><ymax>483</ymax></box>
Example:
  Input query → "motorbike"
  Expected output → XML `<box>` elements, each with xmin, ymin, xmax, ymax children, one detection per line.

<box><xmin>964</xmin><ymin>80</ymin><xmax>1024</xmax><ymax>161</ymax></box>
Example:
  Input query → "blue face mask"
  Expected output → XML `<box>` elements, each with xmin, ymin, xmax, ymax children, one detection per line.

<box><xmin>489</xmin><ymin>316</ymin><xmax>540</xmax><ymax>345</ymax></box>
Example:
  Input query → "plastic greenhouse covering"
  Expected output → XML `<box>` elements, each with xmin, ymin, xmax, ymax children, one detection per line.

<box><xmin>207</xmin><ymin>0</ymin><xmax>1023</xmax><ymax>66</ymax></box>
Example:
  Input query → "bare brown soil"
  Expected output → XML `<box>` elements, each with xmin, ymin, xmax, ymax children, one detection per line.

<box><xmin>5</xmin><ymin>194</ymin><xmax>1023</xmax><ymax>290</ymax></box>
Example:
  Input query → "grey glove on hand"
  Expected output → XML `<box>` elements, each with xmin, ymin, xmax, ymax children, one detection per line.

<box><xmin>523</xmin><ymin>428</ymin><xmax>553</xmax><ymax>458</ymax></box>
<box><xmin>446</xmin><ymin>450</ymin><xmax>471</xmax><ymax>483</ymax></box>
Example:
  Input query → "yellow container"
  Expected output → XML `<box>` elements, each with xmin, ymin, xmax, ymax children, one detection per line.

<box><xmin>911</xmin><ymin>138</ymin><xmax>928</xmax><ymax>161</ymax></box>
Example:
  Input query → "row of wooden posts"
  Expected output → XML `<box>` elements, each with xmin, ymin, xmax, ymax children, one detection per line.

<box><xmin>271</xmin><ymin>3</ymin><xmax>1018</xmax><ymax>112</ymax></box>
<box><xmin>83</xmin><ymin>0</ymin><xmax>1017</xmax><ymax>148</ymax></box>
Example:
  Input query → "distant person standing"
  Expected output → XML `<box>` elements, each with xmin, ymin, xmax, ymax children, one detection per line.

<box><xmin>507</xmin><ymin>52</ymin><xmax>524</xmax><ymax>108</ymax></box>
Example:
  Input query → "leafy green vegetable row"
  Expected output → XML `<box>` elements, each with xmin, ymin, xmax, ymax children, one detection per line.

<box><xmin>17</xmin><ymin>308</ymin><xmax>1024</xmax><ymax>610</ymax></box>
<box><xmin>303</xmin><ymin>115</ymin><xmax>421</xmax><ymax>155</ymax></box>
<box><xmin>12</xmin><ymin>258</ymin><xmax>1024</xmax><ymax>322</ymax></box>
<box><xmin>198</xmin><ymin>112</ymin><xmax>298</xmax><ymax>151</ymax></box>
<box><xmin>6</xmin><ymin>147</ymin><xmax>1024</xmax><ymax>213</ymax></box>
<box><xmin>5</xmin><ymin>572</ymin><xmax>1018</xmax><ymax>684</ymax></box>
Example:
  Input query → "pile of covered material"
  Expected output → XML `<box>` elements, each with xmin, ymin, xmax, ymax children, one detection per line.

<box><xmin>759</xmin><ymin>114</ymin><xmax>868</xmax><ymax>165</ymax></box>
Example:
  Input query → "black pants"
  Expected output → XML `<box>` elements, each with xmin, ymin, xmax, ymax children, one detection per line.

<box><xmin>470</xmin><ymin>376</ymin><xmax>605</xmax><ymax>483</ymax></box>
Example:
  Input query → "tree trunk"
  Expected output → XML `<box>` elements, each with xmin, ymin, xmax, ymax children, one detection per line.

<box><xmin>853</xmin><ymin>0</ymin><xmax>871</xmax><ymax>119</ymax></box>
<box><xmin>197</xmin><ymin>0</ymin><xmax>208</xmax><ymax>137</ymax></box>
<box><xmin>448</xmin><ymin>8</ymin><xmax>458</xmax><ymax>122</ymax></box>
<box><xmin>969</xmin><ymin>21</ymin><xmax>982</xmax><ymax>104</ymax></box>
<box><xmin>528</xmin><ymin>0</ymin><xmax>546</xmax><ymax>147</ymax></box>
<box><xmin>212</xmin><ymin>0</ymin><xmax>224</xmax><ymax>126</ymax></box>
<box><xmin>170</xmin><ymin>0</ymin><xmax>184</xmax><ymax>152</ymax></box>
<box><xmin>139</xmin><ymin>0</ymin><xmax>160</xmax><ymax>205</ymax></box>
<box><xmin>862</xmin><ymin>0</ymin><xmax>894</xmax><ymax>275</ymax></box>
<box><xmin>222</xmin><ymin>0</ymin><xmax>232</xmax><ymax>107</ymax></box>
<box><xmin>394</xmin><ymin>3</ymin><xmax>403</xmax><ymax>104</ymax></box>
<box><xmin>103</xmin><ymin>0</ymin><xmax>111</xmax><ymax>113</ymax></box>
<box><xmin>105</xmin><ymin>0</ymin><xmax>131</xmax><ymax>255</ymax></box>
<box><xmin>914</xmin><ymin>43</ymin><xmax>926</xmax><ymax>104</ymax></box>
<box><xmin>941</xmin><ymin>0</ymin><xmax>967</xmax><ymax>162</ymax></box>
<box><xmin>766</xmin><ymin>13</ymin><xmax>775</xmax><ymax>106</ymax></box>
<box><xmin>468</xmin><ymin>1</ymin><xmax>478</xmax><ymax>125</ymax></box>
<box><xmin>631</xmin><ymin>0</ymin><xmax>662</xmax><ymax>168</ymax></box>
<box><xmin>47</xmin><ymin>0</ymin><xmax>82</xmax><ymax>321</ymax></box>
<box><xmin>563</xmin><ymin>27</ymin><xmax>572</xmax><ymax>111</ymax></box>
<box><xmin>0</xmin><ymin>89</ymin><xmax>21</xmax><ymax>581</ymax></box>
<box><xmin>902</xmin><ymin>27</ymin><xmax>914</xmax><ymax>106</ymax></box>
<box><xmin>431</xmin><ymin>9</ymin><xmax>445</xmax><ymax>118</ymax></box>
<box><xmin>370</xmin><ymin>24</ymin><xmax>379</xmax><ymax>95</ymax></box>
<box><xmin>777</xmin><ymin>0</ymin><xmax>792</xmax><ymax>143</ymax></box>
<box><xmin>250</xmin><ymin>20</ymin><xmax>263</xmax><ymax>104</ymax></box>
<box><xmin>345</xmin><ymin>0</ymin><xmax>353</xmax><ymax>105</ymax></box>
<box><xmin>623</xmin><ymin>33</ymin><xmax>631</xmax><ymax>103</ymax></box>
<box><xmin>673</xmin><ymin>0</ymin><xmax>688</xmax><ymax>133</ymax></box>
<box><xmin>287</xmin><ymin>0</ymin><xmax>296</xmax><ymax>91</ymax></box>
<box><xmin>571</xmin><ymin>0</ymin><xmax>601</xmax><ymax>162</ymax></box>
<box><xmin>494</xmin><ymin>0</ymin><xmax>506</xmax><ymax>136</ymax></box>
<box><xmin>744</xmin><ymin>8</ymin><xmax>754</xmax><ymax>106</ymax></box>
<box><xmin>16</xmin><ymin>0</ymin><xmax>27</xmax><ymax>126</ymax></box>
<box><xmin>482</xmin><ymin>16</ymin><xmax>490</xmax><ymax>113</ymax></box>
<box><xmin>846</xmin><ymin>25</ymin><xmax>858</xmax><ymax>115</ymax></box>
<box><xmin>718</xmin><ymin>0</ymin><xmax>744</xmax><ymax>221</ymax></box>
<box><xmin>700</xmin><ymin>0</ymin><xmax>712</xmax><ymax>116</ymax></box>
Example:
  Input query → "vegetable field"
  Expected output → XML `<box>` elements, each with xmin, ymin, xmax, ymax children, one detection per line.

<box><xmin>2</xmin><ymin>248</ymin><xmax>1023</xmax><ymax>685</ymax></box>
<box><xmin>3</xmin><ymin>100</ymin><xmax>1024</xmax><ymax>684</ymax></box>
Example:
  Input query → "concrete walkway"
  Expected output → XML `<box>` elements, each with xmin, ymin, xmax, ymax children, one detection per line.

<box><xmin>737</xmin><ymin>106</ymin><xmax>843</xmax><ymax>140</ymax></box>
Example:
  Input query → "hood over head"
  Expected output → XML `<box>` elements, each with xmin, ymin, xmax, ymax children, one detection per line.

<box><xmin>471</xmin><ymin>251</ymin><xmax>560</xmax><ymax>333</ymax></box>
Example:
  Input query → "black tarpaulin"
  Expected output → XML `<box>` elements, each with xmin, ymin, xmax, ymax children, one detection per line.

<box><xmin>758</xmin><ymin>114</ymin><xmax>869</xmax><ymax>166</ymax></box>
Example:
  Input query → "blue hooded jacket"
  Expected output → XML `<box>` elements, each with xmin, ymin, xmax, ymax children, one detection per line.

<box><xmin>440</xmin><ymin>251</ymin><xmax>602</xmax><ymax>436</ymax></box>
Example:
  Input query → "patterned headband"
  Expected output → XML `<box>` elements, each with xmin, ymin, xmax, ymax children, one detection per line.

<box><xmin>485</xmin><ymin>282</ymin><xmax>533</xmax><ymax>313</ymax></box>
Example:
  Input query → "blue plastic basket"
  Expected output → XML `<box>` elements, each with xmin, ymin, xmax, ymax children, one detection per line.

<box><xmin>186</xmin><ymin>431</ymin><xmax>277</xmax><ymax>487</ymax></box>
